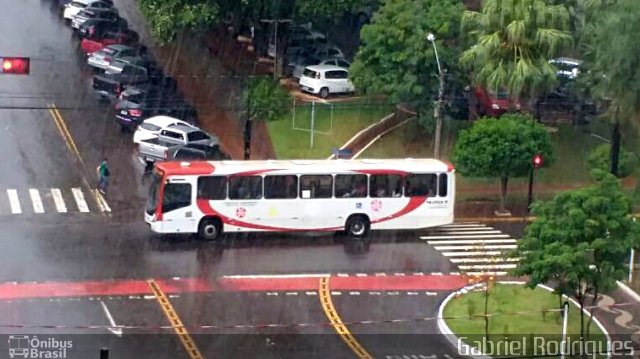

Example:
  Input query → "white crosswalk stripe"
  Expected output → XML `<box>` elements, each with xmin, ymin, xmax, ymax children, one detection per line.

<box><xmin>71</xmin><ymin>188</ymin><xmax>90</xmax><ymax>213</ymax></box>
<box><xmin>0</xmin><ymin>188</ymin><xmax>106</xmax><ymax>215</ymax></box>
<box><xmin>425</xmin><ymin>224</ymin><xmax>520</xmax><ymax>276</ymax></box>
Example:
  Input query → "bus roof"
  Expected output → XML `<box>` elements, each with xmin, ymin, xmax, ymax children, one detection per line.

<box><xmin>155</xmin><ymin>158</ymin><xmax>454</xmax><ymax>177</ymax></box>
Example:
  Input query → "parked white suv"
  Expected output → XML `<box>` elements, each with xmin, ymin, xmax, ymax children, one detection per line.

<box><xmin>298</xmin><ymin>65</ymin><xmax>355</xmax><ymax>98</ymax></box>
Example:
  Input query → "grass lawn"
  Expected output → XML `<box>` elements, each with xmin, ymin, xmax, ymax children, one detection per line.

<box><xmin>444</xmin><ymin>284</ymin><xmax>607</xmax><ymax>357</ymax></box>
<box><xmin>267</xmin><ymin>98</ymin><xmax>393</xmax><ymax>159</ymax></box>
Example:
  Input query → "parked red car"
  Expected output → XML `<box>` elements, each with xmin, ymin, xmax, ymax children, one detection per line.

<box><xmin>474</xmin><ymin>87</ymin><xmax>521</xmax><ymax>117</ymax></box>
<box><xmin>80</xmin><ymin>28</ymin><xmax>139</xmax><ymax>55</ymax></box>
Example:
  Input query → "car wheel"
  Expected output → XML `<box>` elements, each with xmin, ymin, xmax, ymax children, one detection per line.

<box><xmin>345</xmin><ymin>215</ymin><xmax>369</xmax><ymax>238</ymax></box>
<box><xmin>198</xmin><ymin>217</ymin><xmax>222</xmax><ymax>241</ymax></box>
<box><xmin>319</xmin><ymin>87</ymin><xmax>329</xmax><ymax>99</ymax></box>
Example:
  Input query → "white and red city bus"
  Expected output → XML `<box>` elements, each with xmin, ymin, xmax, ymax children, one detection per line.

<box><xmin>145</xmin><ymin>158</ymin><xmax>455</xmax><ymax>240</ymax></box>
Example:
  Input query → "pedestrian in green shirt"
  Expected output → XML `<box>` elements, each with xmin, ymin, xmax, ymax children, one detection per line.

<box><xmin>97</xmin><ymin>158</ymin><xmax>110</xmax><ymax>195</ymax></box>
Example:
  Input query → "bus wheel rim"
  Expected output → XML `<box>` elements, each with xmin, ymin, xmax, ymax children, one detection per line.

<box><xmin>204</xmin><ymin>225</ymin><xmax>217</xmax><ymax>237</ymax></box>
<box><xmin>351</xmin><ymin>221</ymin><xmax>365</xmax><ymax>236</ymax></box>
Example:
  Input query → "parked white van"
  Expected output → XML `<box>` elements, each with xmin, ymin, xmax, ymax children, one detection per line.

<box><xmin>298</xmin><ymin>65</ymin><xmax>355</xmax><ymax>98</ymax></box>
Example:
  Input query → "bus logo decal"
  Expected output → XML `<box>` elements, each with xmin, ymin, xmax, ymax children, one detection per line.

<box><xmin>371</xmin><ymin>199</ymin><xmax>382</xmax><ymax>212</ymax></box>
<box><xmin>236</xmin><ymin>207</ymin><xmax>247</xmax><ymax>218</ymax></box>
<box><xmin>356</xmin><ymin>202</ymin><xmax>362</xmax><ymax>209</ymax></box>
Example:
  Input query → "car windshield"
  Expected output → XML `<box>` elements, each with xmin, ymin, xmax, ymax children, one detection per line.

<box><xmin>187</xmin><ymin>131</ymin><xmax>209</xmax><ymax>142</ymax></box>
<box><xmin>70</xmin><ymin>1</ymin><xmax>87</xmax><ymax>8</ymax></box>
<box><xmin>139</xmin><ymin>122</ymin><xmax>161</xmax><ymax>132</ymax></box>
<box><xmin>302</xmin><ymin>68</ymin><xmax>317</xmax><ymax>78</ymax></box>
<box><xmin>100</xmin><ymin>47</ymin><xmax>117</xmax><ymax>55</ymax></box>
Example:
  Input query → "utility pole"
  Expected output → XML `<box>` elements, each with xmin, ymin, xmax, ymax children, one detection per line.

<box><xmin>427</xmin><ymin>33</ymin><xmax>445</xmax><ymax>159</ymax></box>
<box><xmin>244</xmin><ymin>77</ymin><xmax>252</xmax><ymax>160</ymax></box>
<box><xmin>260</xmin><ymin>18</ymin><xmax>293</xmax><ymax>79</ymax></box>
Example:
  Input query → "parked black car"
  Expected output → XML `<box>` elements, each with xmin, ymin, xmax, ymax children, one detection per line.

<box><xmin>92</xmin><ymin>60</ymin><xmax>172</xmax><ymax>99</ymax></box>
<box><xmin>78</xmin><ymin>18</ymin><xmax>130</xmax><ymax>39</ymax></box>
<box><xmin>114</xmin><ymin>89</ymin><xmax>197</xmax><ymax>130</ymax></box>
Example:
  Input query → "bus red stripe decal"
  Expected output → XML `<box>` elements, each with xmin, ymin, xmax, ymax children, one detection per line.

<box><xmin>197</xmin><ymin>197</ymin><xmax>427</xmax><ymax>231</ymax></box>
<box><xmin>196</xmin><ymin>199</ymin><xmax>342</xmax><ymax>231</ymax></box>
<box><xmin>371</xmin><ymin>196</ymin><xmax>427</xmax><ymax>224</ymax></box>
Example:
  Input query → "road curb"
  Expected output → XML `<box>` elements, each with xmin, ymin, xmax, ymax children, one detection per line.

<box><xmin>455</xmin><ymin>216</ymin><xmax>535</xmax><ymax>223</ymax></box>
<box><xmin>436</xmin><ymin>282</ymin><xmax>612</xmax><ymax>358</ymax></box>
<box><xmin>616</xmin><ymin>280</ymin><xmax>640</xmax><ymax>303</ymax></box>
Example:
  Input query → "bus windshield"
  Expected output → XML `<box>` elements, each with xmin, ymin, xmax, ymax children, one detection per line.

<box><xmin>146</xmin><ymin>170</ymin><xmax>162</xmax><ymax>215</ymax></box>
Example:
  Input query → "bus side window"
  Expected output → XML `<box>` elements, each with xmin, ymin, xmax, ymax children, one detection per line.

<box><xmin>229</xmin><ymin>176</ymin><xmax>262</xmax><ymax>200</ymax></box>
<box><xmin>300</xmin><ymin>175</ymin><xmax>332</xmax><ymax>198</ymax></box>
<box><xmin>370</xmin><ymin>174</ymin><xmax>403</xmax><ymax>198</ymax></box>
<box><xmin>405</xmin><ymin>174</ymin><xmax>437</xmax><ymax>197</ymax></box>
<box><xmin>197</xmin><ymin>176</ymin><xmax>227</xmax><ymax>200</ymax></box>
<box><xmin>438</xmin><ymin>173</ymin><xmax>448</xmax><ymax>197</ymax></box>
<box><xmin>265</xmin><ymin>175</ymin><xmax>298</xmax><ymax>199</ymax></box>
<box><xmin>335</xmin><ymin>174</ymin><xmax>367</xmax><ymax>198</ymax></box>
<box><xmin>162</xmin><ymin>183</ymin><xmax>192</xmax><ymax>213</ymax></box>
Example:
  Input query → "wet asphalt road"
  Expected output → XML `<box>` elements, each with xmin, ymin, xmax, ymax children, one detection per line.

<box><xmin>0</xmin><ymin>1</ymin><xmax>530</xmax><ymax>358</ymax></box>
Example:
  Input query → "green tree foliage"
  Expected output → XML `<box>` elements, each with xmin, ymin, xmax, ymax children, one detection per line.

<box><xmin>139</xmin><ymin>0</ymin><xmax>220</xmax><ymax>44</ymax></box>
<box><xmin>349</xmin><ymin>0</ymin><xmax>463</xmax><ymax>126</ymax></box>
<box><xmin>295</xmin><ymin>0</ymin><xmax>364</xmax><ymax>20</ymax></box>
<box><xmin>452</xmin><ymin>114</ymin><xmax>554</xmax><ymax>213</ymax></box>
<box><xmin>243</xmin><ymin>77</ymin><xmax>291</xmax><ymax>122</ymax></box>
<box><xmin>578</xmin><ymin>0</ymin><xmax>640</xmax><ymax>177</ymax></box>
<box><xmin>513</xmin><ymin>170</ymin><xmax>640</xmax><ymax>338</ymax></box>
<box><xmin>460</xmin><ymin>0</ymin><xmax>573</xmax><ymax>98</ymax></box>
<box><xmin>588</xmin><ymin>144</ymin><xmax>638</xmax><ymax>179</ymax></box>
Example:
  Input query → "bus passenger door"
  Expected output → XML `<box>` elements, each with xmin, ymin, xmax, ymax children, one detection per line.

<box><xmin>161</xmin><ymin>181</ymin><xmax>196</xmax><ymax>233</ymax></box>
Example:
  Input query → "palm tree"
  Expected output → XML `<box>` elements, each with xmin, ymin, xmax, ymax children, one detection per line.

<box><xmin>579</xmin><ymin>0</ymin><xmax>640</xmax><ymax>177</ymax></box>
<box><xmin>460</xmin><ymin>0</ymin><xmax>573</xmax><ymax>101</ymax></box>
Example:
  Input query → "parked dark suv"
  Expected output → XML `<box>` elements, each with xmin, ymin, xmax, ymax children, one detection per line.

<box><xmin>114</xmin><ymin>87</ymin><xmax>196</xmax><ymax>130</ymax></box>
<box><xmin>167</xmin><ymin>143</ymin><xmax>230</xmax><ymax>161</ymax></box>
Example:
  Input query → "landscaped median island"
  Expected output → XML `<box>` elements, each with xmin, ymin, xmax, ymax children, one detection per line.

<box><xmin>440</xmin><ymin>283</ymin><xmax>612</xmax><ymax>358</ymax></box>
<box><xmin>266</xmin><ymin>98</ymin><xmax>394</xmax><ymax>159</ymax></box>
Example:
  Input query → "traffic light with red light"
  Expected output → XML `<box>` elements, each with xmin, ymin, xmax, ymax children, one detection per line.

<box><xmin>0</xmin><ymin>57</ymin><xmax>30</xmax><ymax>75</ymax></box>
<box><xmin>532</xmin><ymin>154</ymin><xmax>544</xmax><ymax>168</ymax></box>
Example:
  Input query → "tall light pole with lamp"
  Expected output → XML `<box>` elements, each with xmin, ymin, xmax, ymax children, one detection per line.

<box><xmin>427</xmin><ymin>33</ymin><xmax>445</xmax><ymax>159</ymax></box>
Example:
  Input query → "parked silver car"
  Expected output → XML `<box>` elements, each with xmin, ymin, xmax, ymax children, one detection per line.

<box><xmin>87</xmin><ymin>44</ymin><xmax>138</xmax><ymax>70</ymax></box>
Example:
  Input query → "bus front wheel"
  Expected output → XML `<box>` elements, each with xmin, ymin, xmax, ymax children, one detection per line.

<box><xmin>345</xmin><ymin>215</ymin><xmax>369</xmax><ymax>238</ymax></box>
<box><xmin>198</xmin><ymin>217</ymin><xmax>222</xmax><ymax>241</ymax></box>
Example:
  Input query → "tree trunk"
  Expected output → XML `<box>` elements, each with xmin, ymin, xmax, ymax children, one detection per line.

<box><xmin>499</xmin><ymin>175</ymin><xmax>509</xmax><ymax>213</ymax></box>
<box><xmin>610</xmin><ymin>119</ymin><xmax>621</xmax><ymax>177</ymax></box>
<box><xmin>244</xmin><ymin>119</ymin><xmax>252</xmax><ymax>160</ymax></box>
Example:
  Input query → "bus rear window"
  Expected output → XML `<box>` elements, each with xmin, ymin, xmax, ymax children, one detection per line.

<box><xmin>438</xmin><ymin>173</ymin><xmax>448</xmax><ymax>197</ymax></box>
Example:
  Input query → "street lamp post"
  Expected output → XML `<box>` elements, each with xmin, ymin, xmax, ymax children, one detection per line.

<box><xmin>427</xmin><ymin>33</ymin><xmax>445</xmax><ymax>159</ymax></box>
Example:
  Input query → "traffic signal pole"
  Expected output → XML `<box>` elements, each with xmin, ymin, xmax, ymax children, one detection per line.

<box><xmin>528</xmin><ymin>154</ymin><xmax>543</xmax><ymax>212</ymax></box>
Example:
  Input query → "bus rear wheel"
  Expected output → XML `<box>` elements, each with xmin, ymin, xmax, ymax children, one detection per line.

<box><xmin>198</xmin><ymin>217</ymin><xmax>222</xmax><ymax>241</ymax></box>
<box><xmin>345</xmin><ymin>215</ymin><xmax>369</xmax><ymax>238</ymax></box>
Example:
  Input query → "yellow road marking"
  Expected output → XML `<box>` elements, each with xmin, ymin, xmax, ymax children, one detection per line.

<box><xmin>147</xmin><ymin>279</ymin><xmax>204</xmax><ymax>359</ymax></box>
<box><xmin>318</xmin><ymin>277</ymin><xmax>374</xmax><ymax>359</ymax></box>
<box><xmin>49</xmin><ymin>105</ymin><xmax>87</xmax><ymax>170</ymax></box>
<box><xmin>48</xmin><ymin>104</ymin><xmax>110</xmax><ymax>216</ymax></box>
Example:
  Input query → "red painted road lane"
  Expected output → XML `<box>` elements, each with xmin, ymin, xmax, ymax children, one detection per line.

<box><xmin>0</xmin><ymin>275</ymin><xmax>469</xmax><ymax>300</ymax></box>
<box><xmin>216</xmin><ymin>275</ymin><xmax>468</xmax><ymax>292</ymax></box>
